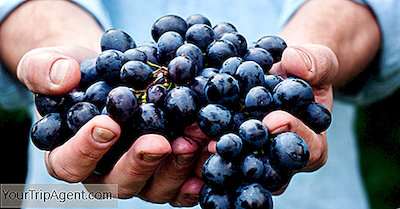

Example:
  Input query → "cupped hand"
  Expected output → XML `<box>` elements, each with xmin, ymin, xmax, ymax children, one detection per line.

<box><xmin>17</xmin><ymin>46</ymin><xmax>210</xmax><ymax>207</ymax></box>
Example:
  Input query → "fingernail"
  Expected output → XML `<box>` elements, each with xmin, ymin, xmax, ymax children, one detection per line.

<box><xmin>50</xmin><ymin>59</ymin><xmax>70</xmax><ymax>85</ymax></box>
<box><xmin>293</xmin><ymin>48</ymin><xmax>312</xmax><ymax>70</ymax></box>
<box><xmin>142</xmin><ymin>154</ymin><xmax>166</xmax><ymax>163</ymax></box>
<box><xmin>92</xmin><ymin>127</ymin><xmax>115</xmax><ymax>143</ymax></box>
<box><xmin>176</xmin><ymin>154</ymin><xmax>195</xmax><ymax>166</ymax></box>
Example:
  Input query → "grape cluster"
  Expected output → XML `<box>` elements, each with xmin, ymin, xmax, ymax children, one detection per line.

<box><xmin>30</xmin><ymin>14</ymin><xmax>332</xmax><ymax>208</ymax></box>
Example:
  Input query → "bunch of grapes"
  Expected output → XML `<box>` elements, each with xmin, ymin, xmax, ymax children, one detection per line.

<box><xmin>31</xmin><ymin>14</ymin><xmax>331</xmax><ymax>208</ymax></box>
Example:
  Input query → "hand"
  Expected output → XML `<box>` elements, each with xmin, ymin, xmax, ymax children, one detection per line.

<box><xmin>17</xmin><ymin>46</ymin><xmax>210</xmax><ymax>207</ymax></box>
<box><xmin>266</xmin><ymin>44</ymin><xmax>338</xmax><ymax>193</ymax></box>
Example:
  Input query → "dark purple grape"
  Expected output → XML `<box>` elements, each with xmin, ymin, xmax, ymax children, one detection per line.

<box><xmin>176</xmin><ymin>43</ymin><xmax>204</xmax><ymax>69</ymax></box>
<box><xmin>31</xmin><ymin>113</ymin><xmax>71</xmax><ymax>151</ymax></box>
<box><xmin>263</xmin><ymin>74</ymin><xmax>283</xmax><ymax>92</ymax></box>
<box><xmin>106</xmin><ymin>86</ymin><xmax>138</xmax><ymax>123</ymax></box>
<box><xmin>216</xmin><ymin>133</ymin><xmax>243</xmax><ymax>159</ymax></box>
<box><xmin>136</xmin><ymin>45</ymin><xmax>158</xmax><ymax>64</ymax></box>
<box><xmin>272</xmin><ymin>78</ymin><xmax>314</xmax><ymax>115</ymax></box>
<box><xmin>213</xmin><ymin>22</ymin><xmax>237</xmax><ymax>38</ymax></box>
<box><xmin>259</xmin><ymin>157</ymin><xmax>291</xmax><ymax>193</ymax></box>
<box><xmin>163</xmin><ymin>86</ymin><xmax>199</xmax><ymax>128</ymax></box>
<box><xmin>146</xmin><ymin>84</ymin><xmax>168</xmax><ymax>106</ymax></box>
<box><xmin>244</xmin><ymin>86</ymin><xmax>274</xmax><ymax>119</ymax></box>
<box><xmin>270</xmin><ymin>132</ymin><xmax>309</xmax><ymax>170</ymax></box>
<box><xmin>189</xmin><ymin>76</ymin><xmax>208</xmax><ymax>105</ymax></box>
<box><xmin>100</xmin><ymin>28</ymin><xmax>136</xmax><ymax>52</ymax></box>
<box><xmin>238</xmin><ymin>119</ymin><xmax>269</xmax><ymax>150</ymax></box>
<box><xmin>34</xmin><ymin>93</ymin><xmax>73</xmax><ymax>116</ymax></box>
<box><xmin>219</xmin><ymin>32</ymin><xmax>248</xmax><ymax>56</ymax></box>
<box><xmin>206</xmin><ymin>40</ymin><xmax>238</xmax><ymax>68</ymax></box>
<box><xmin>135</xmin><ymin>103</ymin><xmax>167</xmax><ymax>136</ymax></box>
<box><xmin>120</xmin><ymin>61</ymin><xmax>154</xmax><ymax>90</ymax></box>
<box><xmin>219</xmin><ymin>57</ymin><xmax>244</xmax><ymax>75</ymax></box>
<box><xmin>96</xmin><ymin>49</ymin><xmax>123</xmax><ymax>84</ymax></box>
<box><xmin>197</xmin><ymin>104</ymin><xmax>233</xmax><ymax>139</ymax></box>
<box><xmin>235</xmin><ymin>61</ymin><xmax>265</xmax><ymax>95</ymax></box>
<box><xmin>167</xmin><ymin>55</ymin><xmax>198</xmax><ymax>84</ymax></box>
<box><xmin>186</xmin><ymin>14</ymin><xmax>212</xmax><ymax>28</ymax></box>
<box><xmin>255</xmin><ymin>36</ymin><xmax>287</xmax><ymax>62</ymax></box>
<box><xmin>204</xmin><ymin>73</ymin><xmax>240</xmax><ymax>108</ymax></box>
<box><xmin>243</xmin><ymin>48</ymin><xmax>274</xmax><ymax>73</ymax></box>
<box><xmin>122</xmin><ymin>48</ymin><xmax>147</xmax><ymax>64</ymax></box>
<box><xmin>232</xmin><ymin>111</ymin><xmax>247</xmax><ymax>132</ymax></box>
<box><xmin>79</xmin><ymin>56</ymin><xmax>101</xmax><ymax>90</ymax></box>
<box><xmin>151</xmin><ymin>15</ymin><xmax>187</xmax><ymax>42</ymax></box>
<box><xmin>298</xmin><ymin>101</ymin><xmax>332</xmax><ymax>133</ymax></box>
<box><xmin>185</xmin><ymin>24</ymin><xmax>215</xmax><ymax>52</ymax></box>
<box><xmin>199</xmin><ymin>184</ymin><xmax>232</xmax><ymax>209</ymax></box>
<box><xmin>234</xmin><ymin>183</ymin><xmax>273</xmax><ymax>209</ymax></box>
<box><xmin>198</xmin><ymin>67</ymin><xmax>219</xmax><ymax>78</ymax></box>
<box><xmin>84</xmin><ymin>81</ymin><xmax>112</xmax><ymax>110</ymax></box>
<box><xmin>66</xmin><ymin>102</ymin><xmax>100</xmax><ymax>133</ymax></box>
<box><xmin>69</xmin><ymin>91</ymin><xmax>85</xmax><ymax>104</ymax></box>
<box><xmin>157</xmin><ymin>31</ymin><xmax>184</xmax><ymax>64</ymax></box>
<box><xmin>240</xmin><ymin>154</ymin><xmax>265</xmax><ymax>183</ymax></box>
<box><xmin>202</xmin><ymin>153</ymin><xmax>238</xmax><ymax>192</ymax></box>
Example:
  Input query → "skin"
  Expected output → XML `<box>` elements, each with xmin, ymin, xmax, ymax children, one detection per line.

<box><xmin>0</xmin><ymin>0</ymin><xmax>380</xmax><ymax>206</ymax></box>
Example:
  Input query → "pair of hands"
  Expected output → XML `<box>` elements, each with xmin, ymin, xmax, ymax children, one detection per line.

<box><xmin>19</xmin><ymin>43</ymin><xmax>338</xmax><ymax>207</ymax></box>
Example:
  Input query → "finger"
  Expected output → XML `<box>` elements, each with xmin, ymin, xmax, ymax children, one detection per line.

<box><xmin>263</xmin><ymin>111</ymin><xmax>328</xmax><ymax>172</ymax></box>
<box><xmin>45</xmin><ymin>115</ymin><xmax>120</xmax><ymax>182</ymax></box>
<box><xmin>17</xmin><ymin>46</ymin><xmax>98</xmax><ymax>95</ymax></box>
<box><xmin>138</xmin><ymin>135</ymin><xmax>201</xmax><ymax>203</ymax></box>
<box><xmin>98</xmin><ymin>134</ymin><xmax>172</xmax><ymax>199</ymax></box>
<box><xmin>169</xmin><ymin>177</ymin><xmax>204</xmax><ymax>207</ymax></box>
<box><xmin>270</xmin><ymin>45</ymin><xmax>338</xmax><ymax>108</ymax></box>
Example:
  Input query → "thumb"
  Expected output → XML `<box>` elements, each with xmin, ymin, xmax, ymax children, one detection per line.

<box><xmin>270</xmin><ymin>44</ymin><xmax>338</xmax><ymax>89</ymax></box>
<box><xmin>17</xmin><ymin>45</ymin><xmax>98</xmax><ymax>95</ymax></box>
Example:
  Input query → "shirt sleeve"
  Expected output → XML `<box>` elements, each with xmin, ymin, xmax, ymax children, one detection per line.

<box><xmin>0</xmin><ymin>0</ymin><xmax>112</xmax><ymax>30</ymax></box>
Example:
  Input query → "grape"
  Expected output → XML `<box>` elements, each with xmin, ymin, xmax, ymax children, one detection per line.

<box><xmin>100</xmin><ymin>28</ymin><xmax>136</xmax><ymax>52</ymax></box>
<box><xmin>197</xmin><ymin>104</ymin><xmax>233</xmax><ymax>138</ymax></box>
<box><xmin>240</xmin><ymin>154</ymin><xmax>265</xmax><ymax>183</ymax></box>
<box><xmin>157</xmin><ymin>31</ymin><xmax>184</xmax><ymax>64</ymax></box>
<box><xmin>255</xmin><ymin>36</ymin><xmax>287</xmax><ymax>63</ymax></box>
<box><xmin>213</xmin><ymin>22</ymin><xmax>237</xmax><ymax>38</ymax></box>
<box><xmin>168</xmin><ymin>55</ymin><xmax>198</xmax><ymax>84</ymax></box>
<box><xmin>34</xmin><ymin>93</ymin><xmax>73</xmax><ymax>116</ymax></box>
<box><xmin>198</xmin><ymin>67</ymin><xmax>219</xmax><ymax>78</ymax></box>
<box><xmin>206</xmin><ymin>40</ymin><xmax>238</xmax><ymax>68</ymax></box>
<box><xmin>219</xmin><ymin>56</ymin><xmax>244</xmax><ymax>75</ymax></box>
<box><xmin>186</xmin><ymin>14</ymin><xmax>212</xmax><ymax>28</ymax></box>
<box><xmin>234</xmin><ymin>183</ymin><xmax>273</xmax><ymax>209</ymax></box>
<box><xmin>216</xmin><ymin>133</ymin><xmax>243</xmax><ymax>159</ymax></box>
<box><xmin>199</xmin><ymin>184</ymin><xmax>232</xmax><ymax>209</ymax></box>
<box><xmin>151</xmin><ymin>15</ymin><xmax>187</xmax><ymax>42</ymax></box>
<box><xmin>146</xmin><ymin>84</ymin><xmax>168</xmax><ymax>106</ymax></box>
<box><xmin>238</xmin><ymin>119</ymin><xmax>269</xmax><ymax>150</ymax></box>
<box><xmin>235</xmin><ymin>61</ymin><xmax>265</xmax><ymax>95</ymax></box>
<box><xmin>219</xmin><ymin>32</ymin><xmax>248</xmax><ymax>56</ymax></box>
<box><xmin>120</xmin><ymin>60</ymin><xmax>154</xmax><ymax>90</ymax></box>
<box><xmin>243</xmin><ymin>48</ymin><xmax>274</xmax><ymax>73</ymax></box>
<box><xmin>189</xmin><ymin>76</ymin><xmax>209</xmax><ymax>105</ymax></box>
<box><xmin>259</xmin><ymin>157</ymin><xmax>291</xmax><ymax>192</ymax></box>
<box><xmin>299</xmin><ymin>101</ymin><xmax>332</xmax><ymax>133</ymax></box>
<box><xmin>96</xmin><ymin>49</ymin><xmax>123</xmax><ymax>84</ymax></box>
<box><xmin>66</xmin><ymin>102</ymin><xmax>100</xmax><ymax>133</ymax></box>
<box><xmin>176</xmin><ymin>43</ymin><xmax>204</xmax><ymax>70</ymax></box>
<box><xmin>134</xmin><ymin>103</ymin><xmax>167</xmax><ymax>136</ymax></box>
<box><xmin>202</xmin><ymin>153</ymin><xmax>238</xmax><ymax>192</ymax></box>
<box><xmin>263</xmin><ymin>74</ymin><xmax>283</xmax><ymax>92</ymax></box>
<box><xmin>272</xmin><ymin>77</ymin><xmax>315</xmax><ymax>115</ymax></box>
<box><xmin>204</xmin><ymin>73</ymin><xmax>240</xmax><ymax>108</ymax></box>
<box><xmin>122</xmin><ymin>48</ymin><xmax>147</xmax><ymax>64</ymax></box>
<box><xmin>244</xmin><ymin>86</ymin><xmax>274</xmax><ymax>119</ymax></box>
<box><xmin>106</xmin><ymin>86</ymin><xmax>138</xmax><ymax>123</ymax></box>
<box><xmin>270</xmin><ymin>132</ymin><xmax>310</xmax><ymax>170</ymax></box>
<box><xmin>136</xmin><ymin>45</ymin><xmax>158</xmax><ymax>64</ymax></box>
<box><xmin>185</xmin><ymin>24</ymin><xmax>215</xmax><ymax>52</ymax></box>
<box><xmin>31</xmin><ymin>113</ymin><xmax>70</xmax><ymax>151</ymax></box>
<box><xmin>79</xmin><ymin>56</ymin><xmax>100</xmax><ymax>90</ymax></box>
<box><xmin>84</xmin><ymin>81</ymin><xmax>112</xmax><ymax>110</ymax></box>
